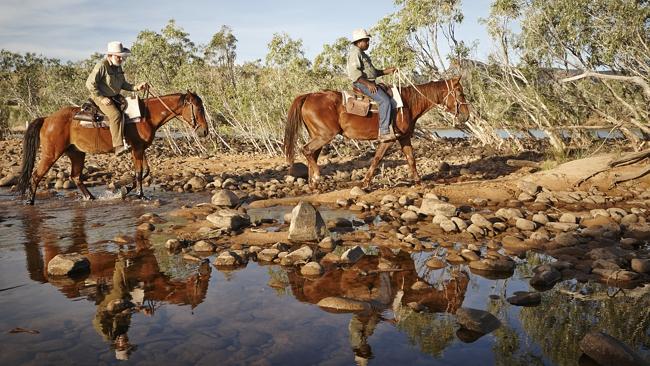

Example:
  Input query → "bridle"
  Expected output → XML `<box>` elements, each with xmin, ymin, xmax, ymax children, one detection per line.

<box><xmin>150</xmin><ymin>90</ymin><xmax>201</xmax><ymax>131</ymax></box>
<box><xmin>443</xmin><ymin>80</ymin><xmax>470</xmax><ymax>118</ymax></box>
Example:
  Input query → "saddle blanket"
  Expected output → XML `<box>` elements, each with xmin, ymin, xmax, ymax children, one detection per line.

<box><xmin>342</xmin><ymin>86</ymin><xmax>404</xmax><ymax>110</ymax></box>
<box><xmin>78</xmin><ymin>96</ymin><xmax>142</xmax><ymax>128</ymax></box>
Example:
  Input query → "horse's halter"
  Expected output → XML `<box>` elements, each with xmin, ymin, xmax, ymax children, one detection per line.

<box><xmin>442</xmin><ymin>80</ymin><xmax>470</xmax><ymax>118</ymax></box>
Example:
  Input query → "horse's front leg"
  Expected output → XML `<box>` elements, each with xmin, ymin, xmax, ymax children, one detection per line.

<box><xmin>127</xmin><ymin>149</ymin><xmax>147</xmax><ymax>200</ymax></box>
<box><xmin>362</xmin><ymin>141</ymin><xmax>394</xmax><ymax>189</ymax></box>
<box><xmin>398</xmin><ymin>136</ymin><xmax>421</xmax><ymax>185</ymax></box>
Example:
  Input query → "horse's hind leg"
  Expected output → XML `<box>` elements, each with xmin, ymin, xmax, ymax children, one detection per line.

<box><xmin>362</xmin><ymin>141</ymin><xmax>394</xmax><ymax>189</ymax></box>
<box><xmin>301</xmin><ymin>136</ymin><xmax>333</xmax><ymax>189</ymax></box>
<box><xmin>66</xmin><ymin>150</ymin><xmax>95</xmax><ymax>200</ymax></box>
<box><xmin>26</xmin><ymin>150</ymin><xmax>64</xmax><ymax>204</ymax></box>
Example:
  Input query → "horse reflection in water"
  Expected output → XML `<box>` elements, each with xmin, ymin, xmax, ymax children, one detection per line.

<box><xmin>287</xmin><ymin>247</ymin><xmax>469</xmax><ymax>365</ymax></box>
<box><xmin>20</xmin><ymin>207</ymin><xmax>211</xmax><ymax>361</ymax></box>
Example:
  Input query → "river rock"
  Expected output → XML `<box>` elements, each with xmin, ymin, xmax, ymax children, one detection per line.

<box><xmin>137</xmin><ymin>222</ymin><xmax>155</xmax><ymax>232</ymax></box>
<box><xmin>532</xmin><ymin>213</ymin><xmax>549</xmax><ymax>225</ymax></box>
<box><xmin>455</xmin><ymin>308</ymin><xmax>501</xmax><ymax>334</ymax></box>
<box><xmin>318</xmin><ymin>236</ymin><xmax>336</xmax><ymax>250</ymax></box>
<box><xmin>401</xmin><ymin>210</ymin><xmax>419</xmax><ymax>223</ymax></box>
<box><xmin>579</xmin><ymin>331</ymin><xmax>646</xmax><ymax>366</ymax></box>
<box><xmin>437</xmin><ymin>219</ymin><xmax>457</xmax><ymax>233</ymax></box>
<box><xmin>469</xmin><ymin>258</ymin><xmax>515</xmax><ymax>273</ymax></box>
<box><xmin>317</xmin><ymin>297</ymin><xmax>371</xmax><ymax>312</ymax></box>
<box><xmin>592</xmin><ymin>268</ymin><xmax>639</xmax><ymax>281</ymax></box>
<box><xmin>288</xmin><ymin>163</ymin><xmax>309</xmax><ymax>178</ymax></box>
<box><xmin>192</xmin><ymin>240</ymin><xmax>214</xmax><ymax>252</ymax></box>
<box><xmin>257</xmin><ymin>248</ymin><xmax>280</xmax><ymax>262</ymax></box>
<box><xmin>461</xmin><ymin>249</ymin><xmax>480</xmax><ymax>262</ymax></box>
<box><xmin>545</xmin><ymin>222</ymin><xmax>579</xmax><ymax>232</ymax></box>
<box><xmin>507</xmin><ymin>291</ymin><xmax>541</xmax><ymax>306</ymax></box>
<box><xmin>551</xmin><ymin>232</ymin><xmax>579</xmax><ymax>247</ymax></box>
<box><xmin>281</xmin><ymin>245</ymin><xmax>313</xmax><ymax>265</ymax></box>
<box><xmin>350</xmin><ymin>186</ymin><xmax>365</xmax><ymax>198</ymax></box>
<box><xmin>288</xmin><ymin>201</ymin><xmax>328</xmax><ymax>242</ymax></box>
<box><xmin>419</xmin><ymin>198</ymin><xmax>457</xmax><ymax>217</ymax></box>
<box><xmin>300</xmin><ymin>262</ymin><xmax>323</xmax><ymax>276</ymax></box>
<box><xmin>559</xmin><ymin>213</ymin><xmax>578</xmax><ymax>224</ymax></box>
<box><xmin>211</xmin><ymin>189</ymin><xmax>240</xmax><ymax>207</ymax></box>
<box><xmin>530</xmin><ymin>265</ymin><xmax>562</xmax><ymax>290</ymax></box>
<box><xmin>186</xmin><ymin>176</ymin><xmax>207</xmax><ymax>191</ymax></box>
<box><xmin>624</xmin><ymin>223</ymin><xmax>650</xmax><ymax>240</ymax></box>
<box><xmin>515</xmin><ymin>218</ymin><xmax>537</xmax><ymax>231</ymax></box>
<box><xmin>631</xmin><ymin>259</ymin><xmax>650</xmax><ymax>273</ymax></box>
<box><xmin>214</xmin><ymin>251</ymin><xmax>245</xmax><ymax>266</ymax></box>
<box><xmin>207</xmin><ymin>209</ymin><xmax>250</xmax><ymax>231</ymax></box>
<box><xmin>495</xmin><ymin>208</ymin><xmax>523</xmax><ymax>220</ymax></box>
<box><xmin>470</xmin><ymin>214</ymin><xmax>492</xmax><ymax>229</ymax></box>
<box><xmin>451</xmin><ymin>217</ymin><xmax>468</xmax><ymax>231</ymax></box>
<box><xmin>47</xmin><ymin>253</ymin><xmax>90</xmax><ymax>276</ymax></box>
<box><xmin>426</xmin><ymin>257</ymin><xmax>446</xmax><ymax>269</ymax></box>
<box><xmin>517</xmin><ymin>181</ymin><xmax>541</xmax><ymax>196</ymax></box>
<box><xmin>341</xmin><ymin>245</ymin><xmax>365</xmax><ymax>263</ymax></box>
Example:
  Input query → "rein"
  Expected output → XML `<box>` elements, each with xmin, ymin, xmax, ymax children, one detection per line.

<box><xmin>146</xmin><ymin>86</ymin><xmax>199</xmax><ymax>131</ymax></box>
<box><xmin>394</xmin><ymin>70</ymin><xmax>467</xmax><ymax>118</ymax></box>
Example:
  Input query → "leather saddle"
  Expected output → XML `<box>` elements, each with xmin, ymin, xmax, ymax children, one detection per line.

<box><xmin>344</xmin><ymin>83</ymin><xmax>394</xmax><ymax>116</ymax></box>
<box><xmin>74</xmin><ymin>96</ymin><xmax>126</xmax><ymax>123</ymax></box>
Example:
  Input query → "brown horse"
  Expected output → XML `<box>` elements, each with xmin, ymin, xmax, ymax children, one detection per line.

<box><xmin>284</xmin><ymin>77</ymin><xmax>470</xmax><ymax>188</ymax></box>
<box><xmin>17</xmin><ymin>92</ymin><xmax>209</xmax><ymax>204</ymax></box>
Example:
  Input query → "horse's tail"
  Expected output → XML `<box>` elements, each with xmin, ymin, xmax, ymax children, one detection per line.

<box><xmin>284</xmin><ymin>93</ymin><xmax>309</xmax><ymax>164</ymax></box>
<box><xmin>17</xmin><ymin>117</ymin><xmax>45</xmax><ymax>195</ymax></box>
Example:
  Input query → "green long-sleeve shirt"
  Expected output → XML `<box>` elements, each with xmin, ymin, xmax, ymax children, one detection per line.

<box><xmin>86</xmin><ymin>58</ymin><xmax>135</xmax><ymax>98</ymax></box>
<box><xmin>347</xmin><ymin>45</ymin><xmax>383</xmax><ymax>82</ymax></box>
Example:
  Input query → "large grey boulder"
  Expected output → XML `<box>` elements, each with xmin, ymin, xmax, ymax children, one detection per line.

<box><xmin>579</xmin><ymin>332</ymin><xmax>646</xmax><ymax>366</ymax></box>
<box><xmin>207</xmin><ymin>209</ymin><xmax>250</xmax><ymax>231</ymax></box>
<box><xmin>419</xmin><ymin>198</ymin><xmax>457</xmax><ymax>217</ymax></box>
<box><xmin>455</xmin><ymin>308</ymin><xmax>501</xmax><ymax>334</ymax></box>
<box><xmin>211</xmin><ymin>189</ymin><xmax>240</xmax><ymax>207</ymax></box>
<box><xmin>288</xmin><ymin>201</ymin><xmax>328</xmax><ymax>242</ymax></box>
<box><xmin>47</xmin><ymin>253</ymin><xmax>90</xmax><ymax>276</ymax></box>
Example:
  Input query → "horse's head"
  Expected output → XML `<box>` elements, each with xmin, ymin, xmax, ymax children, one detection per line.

<box><xmin>180</xmin><ymin>91</ymin><xmax>209</xmax><ymax>137</ymax></box>
<box><xmin>443</xmin><ymin>77</ymin><xmax>470</xmax><ymax>123</ymax></box>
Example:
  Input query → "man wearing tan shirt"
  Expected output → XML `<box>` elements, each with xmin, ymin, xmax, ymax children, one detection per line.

<box><xmin>347</xmin><ymin>29</ymin><xmax>397</xmax><ymax>142</ymax></box>
<box><xmin>86</xmin><ymin>41</ymin><xmax>148</xmax><ymax>156</ymax></box>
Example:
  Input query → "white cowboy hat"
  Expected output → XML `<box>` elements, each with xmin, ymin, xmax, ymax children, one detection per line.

<box><xmin>351</xmin><ymin>29</ymin><xmax>371</xmax><ymax>43</ymax></box>
<box><xmin>106</xmin><ymin>41</ymin><xmax>131</xmax><ymax>56</ymax></box>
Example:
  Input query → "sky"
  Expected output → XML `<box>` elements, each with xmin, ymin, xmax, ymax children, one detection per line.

<box><xmin>0</xmin><ymin>0</ymin><xmax>495</xmax><ymax>64</ymax></box>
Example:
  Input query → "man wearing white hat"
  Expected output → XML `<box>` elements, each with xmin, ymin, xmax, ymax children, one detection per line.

<box><xmin>86</xmin><ymin>41</ymin><xmax>149</xmax><ymax>156</ymax></box>
<box><xmin>347</xmin><ymin>29</ymin><xmax>397</xmax><ymax>142</ymax></box>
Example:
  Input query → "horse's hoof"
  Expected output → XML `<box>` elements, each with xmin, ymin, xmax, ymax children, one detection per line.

<box><xmin>120</xmin><ymin>187</ymin><xmax>129</xmax><ymax>199</ymax></box>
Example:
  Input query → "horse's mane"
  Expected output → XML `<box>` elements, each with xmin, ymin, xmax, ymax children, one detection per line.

<box><xmin>400</xmin><ymin>80</ymin><xmax>446</xmax><ymax>118</ymax></box>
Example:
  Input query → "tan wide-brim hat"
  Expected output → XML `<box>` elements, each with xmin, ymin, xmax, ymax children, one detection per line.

<box><xmin>106</xmin><ymin>41</ymin><xmax>131</xmax><ymax>56</ymax></box>
<box><xmin>351</xmin><ymin>28</ymin><xmax>371</xmax><ymax>43</ymax></box>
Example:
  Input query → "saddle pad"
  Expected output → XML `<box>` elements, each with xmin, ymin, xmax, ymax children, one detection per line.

<box><xmin>78</xmin><ymin>96</ymin><xmax>142</xmax><ymax>128</ymax></box>
<box><xmin>341</xmin><ymin>89</ymin><xmax>404</xmax><ymax>109</ymax></box>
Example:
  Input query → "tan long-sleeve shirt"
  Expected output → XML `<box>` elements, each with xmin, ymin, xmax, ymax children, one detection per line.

<box><xmin>347</xmin><ymin>45</ymin><xmax>383</xmax><ymax>82</ymax></box>
<box><xmin>86</xmin><ymin>58</ymin><xmax>135</xmax><ymax>98</ymax></box>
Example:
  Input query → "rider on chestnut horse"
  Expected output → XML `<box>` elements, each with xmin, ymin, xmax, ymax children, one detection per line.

<box><xmin>86</xmin><ymin>41</ymin><xmax>149</xmax><ymax>156</ymax></box>
<box><xmin>347</xmin><ymin>29</ymin><xmax>397</xmax><ymax>142</ymax></box>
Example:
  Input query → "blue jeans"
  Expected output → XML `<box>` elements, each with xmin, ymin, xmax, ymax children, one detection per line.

<box><xmin>353</xmin><ymin>81</ymin><xmax>392</xmax><ymax>135</ymax></box>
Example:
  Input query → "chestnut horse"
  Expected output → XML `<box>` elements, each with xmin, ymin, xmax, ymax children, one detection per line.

<box><xmin>17</xmin><ymin>92</ymin><xmax>209</xmax><ymax>204</ymax></box>
<box><xmin>284</xmin><ymin>77</ymin><xmax>470</xmax><ymax>188</ymax></box>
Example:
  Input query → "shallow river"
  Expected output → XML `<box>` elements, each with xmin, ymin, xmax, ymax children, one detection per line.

<box><xmin>0</xmin><ymin>188</ymin><xmax>648</xmax><ymax>365</ymax></box>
